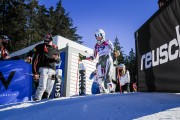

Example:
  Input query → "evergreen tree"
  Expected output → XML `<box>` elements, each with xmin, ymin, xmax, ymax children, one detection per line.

<box><xmin>0</xmin><ymin>0</ymin><xmax>83</xmax><ymax>52</ymax></box>
<box><xmin>0</xmin><ymin>0</ymin><xmax>6</xmax><ymax>35</ymax></box>
<box><xmin>126</xmin><ymin>48</ymin><xmax>137</xmax><ymax>91</ymax></box>
<box><xmin>34</xmin><ymin>4</ymin><xmax>50</xmax><ymax>43</ymax></box>
<box><xmin>26</xmin><ymin>0</ymin><xmax>40</xmax><ymax>46</ymax></box>
<box><xmin>52</xmin><ymin>0</ymin><xmax>82</xmax><ymax>43</ymax></box>
<box><xmin>0</xmin><ymin>0</ymin><xmax>28</xmax><ymax>52</ymax></box>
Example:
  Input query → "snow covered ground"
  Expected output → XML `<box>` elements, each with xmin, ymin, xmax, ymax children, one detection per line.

<box><xmin>0</xmin><ymin>92</ymin><xmax>180</xmax><ymax>120</ymax></box>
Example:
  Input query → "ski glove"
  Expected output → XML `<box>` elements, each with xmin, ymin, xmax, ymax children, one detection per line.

<box><xmin>89</xmin><ymin>71</ymin><xmax>96</xmax><ymax>80</ymax></box>
<box><xmin>79</xmin><ymin>53</ymin><xmax>86</xmax><ymax>61</ymax></box>
<box><xmin>33</xmin><ymin>74</ymin><xmax>39</xmax><ymax>81</ymax></box>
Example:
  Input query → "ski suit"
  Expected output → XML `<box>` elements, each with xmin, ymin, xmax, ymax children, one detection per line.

<box><xmin>87</xmin><ymin>40</ymin><xmax>114</xmax><ymax>92</ymax></box>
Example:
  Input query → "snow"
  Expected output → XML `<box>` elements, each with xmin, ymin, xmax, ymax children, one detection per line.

<box><xmin>1</xmin><ymin>93</ymin><xmax>180</xmax><ymax>120</ymax></box>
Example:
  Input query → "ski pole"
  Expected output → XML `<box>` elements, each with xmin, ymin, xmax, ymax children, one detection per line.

<box><xmin>75</xmin><ymin>54</ymin><xmax>80</xmax><ymax>95</ymax></box>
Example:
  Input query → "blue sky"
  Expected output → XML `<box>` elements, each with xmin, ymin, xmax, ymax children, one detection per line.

<box><xmin>38</xmin><ymin>0</ymin><xmax>159</xmax><ymax>55</ymax></box>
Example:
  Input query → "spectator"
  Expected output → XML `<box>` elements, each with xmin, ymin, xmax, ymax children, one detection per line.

<box><xmin>0</xmin><ymin>35</ymin><xmax>11</xmax><ymax>60</ymax></box>
<box><xmin>125</xmin><ymin>67</ymin><xmax>130</xmax><ymax>93</ymax></box>
<box><xmin>116</xmin><ymin>64</ymin><xmax>130</xmax><ymax>93</ymax></box>
<box><xmin>112</xmin><ymin>49</ymin><xmax>120</xmax><ymax>91</ymax></box>
<box><xmin>132</xmin><ymin>75</ymin><xmax>137</xmax><ymax>92</ymax></box>
<box><xmin>26</xmin><ymin>34</ymin><xmax>60</xmax><ymax>101</ymax></box>
<box><xmin>133</xmin><ymin>82</ymin><xmax>137</xmax><ymax>92</ymax></box>
<box><xmin>113</xmin><ymin>49</ymin><xmax>120</xmax><ymax>66</ymax></box>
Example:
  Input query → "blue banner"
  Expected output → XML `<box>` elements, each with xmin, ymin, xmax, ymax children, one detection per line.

<box><xmin>56</xmin><ymin>52</ymin><xmax>65</xmax><ymax>81</ymax></box>
<box><xmin>55</xmin><ymin>52</ymin><xmax>65</xmax><ymax>97</ymax></box>
<box><xmin>0</xmin><ymin>60</ymin><xmax>32</xmax><ymax>105</ymax></box>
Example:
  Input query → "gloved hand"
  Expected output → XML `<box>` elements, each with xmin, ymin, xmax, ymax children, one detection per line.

<box><xmin>79</xmin><ymin>53</ymin><xmax>86</xmax><ymax>61</ymax></box>
<box><xmin>52</xmin><ymin>54</ymin><xmax>59</xmax><ymax>60</ymax></box>
<box><xmin>133</xmin><ymin>82</ymin><xmax>137</xmax><ymax>92</ymax></box>
<box><xmin>33</xmin><ymin>74</ymin><xmax>39</xmax><ymax>81</ymax></box>
<box><xmin>89</xmin><ymin>71</ymin><xmax>96</xmax><ymax>80</ymax></box>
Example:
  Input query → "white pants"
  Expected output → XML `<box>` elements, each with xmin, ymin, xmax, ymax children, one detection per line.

<box><xmin>96</xmin><ymin>55</ymin><xmax>114</xmax><ymax>93</ymax></box>
<box><xmin>35</xmin><ymin>67</ymin><xmax>56</xmax><ymax>100</ymax></box>
<box><xmin>96</xmin><ymin>55</ymin><xmax>113</xmax><ymax>83</ymax></box>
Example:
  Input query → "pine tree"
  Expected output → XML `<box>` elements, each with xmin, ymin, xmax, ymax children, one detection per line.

<box><xmin>52</xmin><ymin>0</ymin><xmax>82</xmax><ymax>43</ymax></box>
<box><xmin>26</xmin><ymin>0</ymin><xmax>40</xmax><ymax>46</ymax></box>
<box><xmin>0</xmin><ymin>0</ymin><xmax>83</xmax><ymax>52</ymax></box>
<box><xmin>0</xmin><ymin>0</ymin><xmax>29</xmax><ymax>52</ymax></box>
<box><xmin>0</xmin><ymin>0</ymin><xmax>6</xmax><ymax>35</ymax></box>
<box><xmin>126</xmin><ymin>48</ymin><xmax>137</xmax><ymax>91</ymax></box>
<box><xmin>33</xmin><ymin>4</ymin><xmax>50</xmax><ymax>43</ymax></box>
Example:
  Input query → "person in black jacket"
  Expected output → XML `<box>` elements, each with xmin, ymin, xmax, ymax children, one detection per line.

<box><xmin>26</xmin><ymin>34</ymin><xmax>60</xmax><ymax>101</ymax></box>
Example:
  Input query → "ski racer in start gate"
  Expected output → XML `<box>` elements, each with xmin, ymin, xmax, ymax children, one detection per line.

<box><xmin>79</xmin><ymin>29</ymin><xmax>115</xmax><ymax>93</ymax></box>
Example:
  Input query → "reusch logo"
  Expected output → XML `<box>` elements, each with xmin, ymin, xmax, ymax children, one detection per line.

<box><xmin>141</xmin><ymin>25</ymin><xmax>180</xmax><ymax>70</ymax></box>
<box><xmin>0</xmin><ymin>71</ymin><xmax>16</xmax><ymax>90</ymax></box>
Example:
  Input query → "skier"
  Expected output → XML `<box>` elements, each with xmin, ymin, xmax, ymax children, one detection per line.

<box><xmin>79</xmin><ymin>29</ymin><xmax>115</xmax><ymax>93</ymax></box>
<box><xmin>0</xmin><ymin>35</ymin><xmax>11</xmax><ymax>60</ymax></box>
<box><xmin>26</xmin><ymin>34</ymin><xmax>60</xmax><ymax>101</ymax></box>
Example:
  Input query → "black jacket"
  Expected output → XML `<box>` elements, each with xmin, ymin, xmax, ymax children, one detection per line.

<box><xmin>28</xmin><ymin>43</ymin><xmax>60</xmax><ymax>74</ymax></box>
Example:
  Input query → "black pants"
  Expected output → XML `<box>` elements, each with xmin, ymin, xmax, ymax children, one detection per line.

<box><xmin>115</xmin><ymin>82</ymin><xmax>130</xmax><ymax>93</ymax></box>
<box><xmin>121</xmin><ymin>83</ymin><xmax>130</xmax><ymax>93</ymax></box>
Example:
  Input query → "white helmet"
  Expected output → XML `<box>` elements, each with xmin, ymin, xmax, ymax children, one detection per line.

<box><xmin>95</xmin><ymin>29</ymin><xmax>105</xmax><ymax>44</ymax></box>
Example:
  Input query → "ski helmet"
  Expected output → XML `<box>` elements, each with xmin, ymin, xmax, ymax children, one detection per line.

<box><xmin>95</xmin><ymin>29</ymin><xmax>105</xmax><ymax>44</ymax></box>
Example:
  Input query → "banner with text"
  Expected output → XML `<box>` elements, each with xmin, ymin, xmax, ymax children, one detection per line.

<box><xmin>51</xmin><ymin>52</ymin><xmax>66</xmax><ymax>98</ymax></box>
<box><xmin>0</xmin><ymin>60</ymin><xmax>32</xmax><ymax>105</ymax></box>
<box><xmin>135</xmin><ymin>0</ymin><xmax>180</xmax><ymax>92</ymax></box>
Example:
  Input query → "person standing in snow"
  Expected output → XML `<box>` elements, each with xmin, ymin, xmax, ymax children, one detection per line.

<box><xmin>79</xmin><ymin>29</ymin><xmax>115</xmax><ymax>93</ymax></box>
<box><xmin>111</xmin><ymin>49</ymin><xmax>120</xmax><ymax>92</ymax></box>
<box><xmin>124</xmin><ymin>67</ymin><xmax>130</xmax><ymax>92</ymax></box>
<box><xmin>26</xmin><ymin>34</ymin><xmax>60</xmax><ymax>101</ymax></box>
<box><xmin>0</xmin><ymin>35</ymin><xmax>11</xmax><ymax>60</ymax></box>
